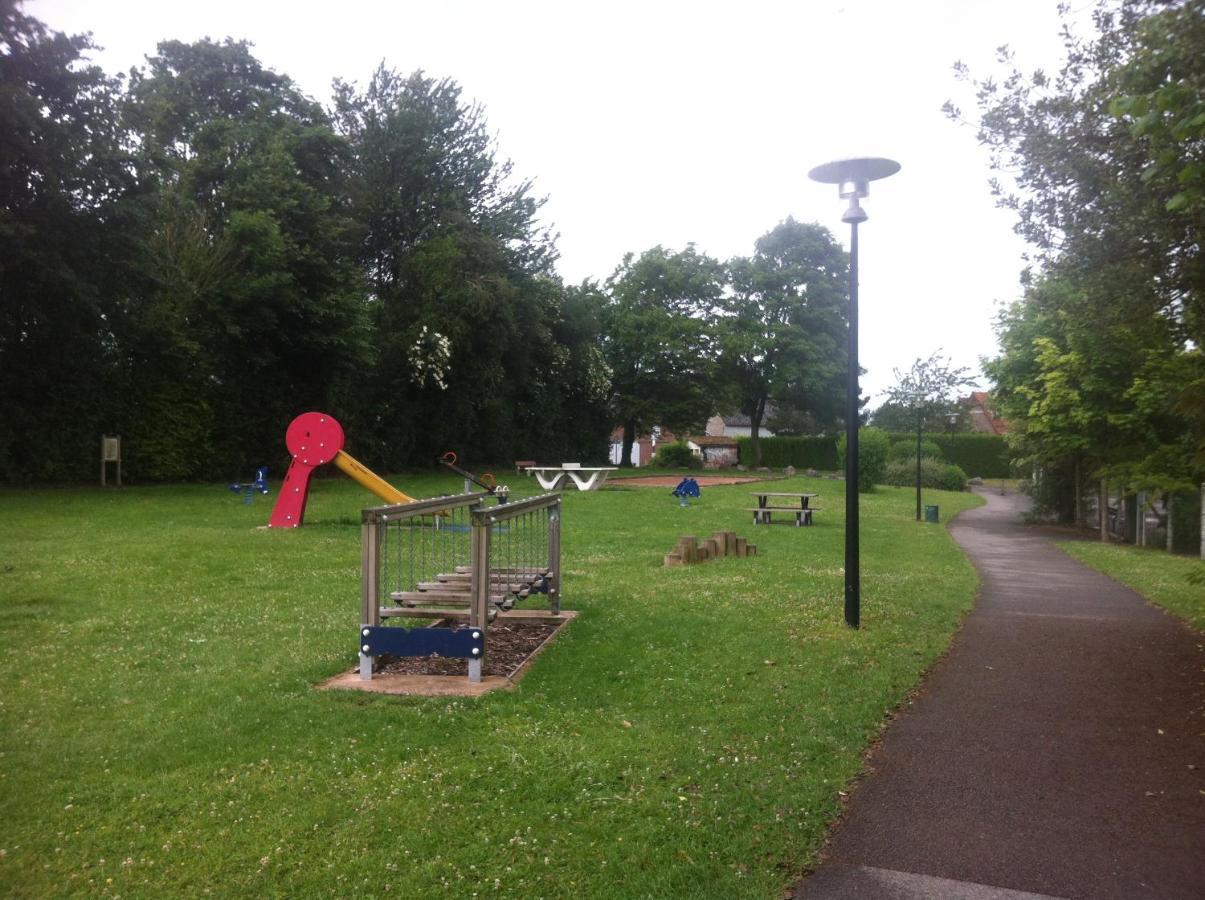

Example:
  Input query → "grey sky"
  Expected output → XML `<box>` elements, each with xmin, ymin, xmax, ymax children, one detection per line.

<box><xmin>35</xmin><ymin>0</ymin><xmax>1079</xmax><ymax>401</ymax></box>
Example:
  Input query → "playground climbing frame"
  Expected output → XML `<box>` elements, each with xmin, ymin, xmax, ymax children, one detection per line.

<box><xmin>358</xmin><ymin>491</ymin><xmax>563</xmax><ymax>683</ymax></box>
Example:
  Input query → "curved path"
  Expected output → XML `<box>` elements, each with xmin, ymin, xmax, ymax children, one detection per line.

<box><xmin>794</xmin><ymin>487</ymin><xmax>1204</xmax><ymax>899</ymax></box>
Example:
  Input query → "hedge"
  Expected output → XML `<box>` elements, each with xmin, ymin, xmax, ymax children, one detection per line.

<box><xmin>735</xmin><ymin>432</ymin><xmax>1012</xmax><ymax>477</ymax></box>
<box><xmin>886</xmin><ymin>432</ymin><xmax>1012</xmax><ymax>479</ymax></box>
<box><xmin>736</xmin><ymin>435</ymin><xmax>840</xmax><ymax>470</ymax></box>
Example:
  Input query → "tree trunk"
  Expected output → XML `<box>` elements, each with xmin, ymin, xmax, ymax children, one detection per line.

<box><xmin>1073</xmin><ymin>456</ymin><xmax>1082</xmax><ymax>528</ymax></box>
<box><xmin>1100</xmin><ymin>478</ymin><xmax>1108</xmax><ymax>542</ymax></box>
<box><xmin>620</xmin><ymin>419</ymin><xmax>636</xmax><ymax>468</ymax></box>
<box><xmin>748</xmin><ymin>396</ymin><xmax>766</xmax><ymax>468</ymax></box>
<box><xmin>1166</xmin><ymin>494</ymin><xmax>1174</xmax><ymax>552</ymax></box>
<box><xmin>1190</xmin><ymin>486</ymin><xmax>1200</xmax><ymax>556</ymax></box>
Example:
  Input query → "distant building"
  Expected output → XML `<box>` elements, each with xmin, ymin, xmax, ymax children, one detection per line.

<box><xmin>705</xmin><ymin>410</ymin><xmax>776</xmax><ymax>438</ymax></box>
<box><xmin>608</xmin><ymin>426</ymin><xmax>680</xmax><ymax>467</ymax></box>
<box><xmin>688</xmin><ymin>435</ymin><xmax>740</xmax><ymax>468</ymax></box>
<box><xmin>607</xmin><ymin>427</ymin><xmax>740</xmax><ymax>468</ymax></box>
<box><xmin>964</xmin><ymin>391</ymin><xmax>1009</xmax><ymax>435</ymax></box>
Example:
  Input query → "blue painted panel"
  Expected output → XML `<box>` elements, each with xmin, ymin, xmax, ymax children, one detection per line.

<box><xmin>360</xmin><ymin>626</ymin><xmax>484</xmax><ymax>659</ymax></box>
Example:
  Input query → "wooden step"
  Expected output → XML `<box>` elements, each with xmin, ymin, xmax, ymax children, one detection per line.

<box><xmin>392</xmin><ymin>591</ymin><xmax>471</xmax><ymax>606</ymax></box>
<box><xmin>379</xmin><ymin>607</ymin><xmax>497</xmax><ymax>622</ymax></box>
<box><xmin>392</xmin><ymin>590</ymin><xmax>517</xmax><ymax>610</ymax></box>
<box><xmin>447</xmin><ymin>566</ymin><xmax>550</xmax><ymax>578</ymax></box>
<box><xmin>415</xmin><ymin>580</ymin><xmax>471</xmax><ymax>593</ymax></box>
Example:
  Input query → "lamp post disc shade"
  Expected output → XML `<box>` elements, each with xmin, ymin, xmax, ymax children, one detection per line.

<box><xmin>808</xmin><ymin>157</ymin><xmax>901</xmax><ymax>184</ymax></box>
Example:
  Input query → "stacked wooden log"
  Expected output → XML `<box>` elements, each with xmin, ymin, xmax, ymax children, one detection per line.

<box><xmin>663</xmin><ymin>531</ymin><xmax>757</xmax><ymax>567</ymax></box>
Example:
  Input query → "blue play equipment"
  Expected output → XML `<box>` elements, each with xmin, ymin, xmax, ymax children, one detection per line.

<box><xmin>229</xmin><ymin>467</ymin><xmax>269</xmax><ymax>504</ymax></box>
<box><xmin>671</xmin><ymin>477</ymin><xmax>701</xmax><ymax>506</ymax></box>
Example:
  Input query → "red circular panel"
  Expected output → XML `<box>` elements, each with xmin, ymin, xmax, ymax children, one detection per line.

<box><xmin>284</xmin><ymin>411</ymin><xmax>345</xmax><ymax>462</ymax></box>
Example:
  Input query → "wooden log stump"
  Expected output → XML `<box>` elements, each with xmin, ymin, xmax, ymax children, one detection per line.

<box><xmin>664</xmin><ymin>533</ymin><xmax>759</xmax><ymax>566</ymax></box>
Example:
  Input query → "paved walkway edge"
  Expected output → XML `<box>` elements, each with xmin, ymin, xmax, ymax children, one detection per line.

<box><xmin>793</xmin><ymin>487</ymin><xmax>1204</xmax><ymax>899</ymax></box>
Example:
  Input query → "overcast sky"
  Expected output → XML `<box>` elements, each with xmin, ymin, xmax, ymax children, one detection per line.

<box><xmin>35</xmin><ymin>0</ymin><xmax>1084</xmax><ymax>401</ymax></box>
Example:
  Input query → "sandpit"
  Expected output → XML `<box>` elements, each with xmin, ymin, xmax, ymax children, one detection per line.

<box><xmin>612</xmin><ymin>474</ymin><xmax>766</xmax><ymax>487</ymax></box>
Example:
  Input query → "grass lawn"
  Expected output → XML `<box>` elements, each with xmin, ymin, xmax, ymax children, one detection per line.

<box><xmin>1</xmin><ymin>472</ymin><xmax>981</xmax><ymax>898</ymax></box>
<box><xmin>1057</xmin><ymin>541</ymin><xmax>1205</xmax><ymax>631</ymax></box>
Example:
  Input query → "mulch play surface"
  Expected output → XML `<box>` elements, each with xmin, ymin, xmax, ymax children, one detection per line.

<box><xmin>318</xmin><ymin>613</ymin><xmax>577</xmax><ymax>696</ymax></box>
<box><xmin>614</xmin><ymin>474</ymin><xmax>765</xmax><ymax>487</ymax></box>
<box><xmin>375</xmin><ymin>620</ymin><xmax>558</xmax><ymax>678</ymax></box>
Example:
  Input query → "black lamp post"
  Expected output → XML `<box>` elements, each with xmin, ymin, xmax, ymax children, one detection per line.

<box><xmin>915</xmin><ymin>400</ymin><xmax>924</xmax><ymax>522</ymax></box>
<box><xmin>808</xmin><ymin>157</ymin><xmax>899</xmax><ymax>629</ymax></box>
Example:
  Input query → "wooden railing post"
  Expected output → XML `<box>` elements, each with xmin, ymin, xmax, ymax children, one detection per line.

<box><xmin>359</xmin><ymin>513</ymin><xmax>382</xmax><ymax>679</ymax></box>
<box><xmin>548</xmin><ymin>497</ymin><xmax>561</xmax><ymax>615</ymax></box>
<box><xmin>469</xmin><ymin>504</ymin><xmax>491</xmax><ymax>683</ymax></box>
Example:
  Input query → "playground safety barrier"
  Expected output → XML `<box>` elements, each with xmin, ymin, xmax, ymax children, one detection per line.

<box><xmin>358</xmin><ymin>491</ymin><xmax>561</xmax><ymax>683</ymax></box>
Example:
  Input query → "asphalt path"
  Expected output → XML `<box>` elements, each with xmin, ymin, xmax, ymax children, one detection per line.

<box><xmin>793</xmin><ymin>487</ymin><xmax>1204</xmax><ymax>899</ymax></box>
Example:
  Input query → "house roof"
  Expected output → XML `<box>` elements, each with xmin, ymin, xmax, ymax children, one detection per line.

<box><xmin>716</xmin><ymin>404</ymin><xmax>777</xmax><ymax>427</ymax></box>
<box><xmin>965</xmin><ymin>392</ymin><xmax>1010</xmax><ymax>435</ymax></box>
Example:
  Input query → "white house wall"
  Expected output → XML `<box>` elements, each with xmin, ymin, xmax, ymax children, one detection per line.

<box><xmin>609</xmin><ymin>442</ymin><xmax>641</xmax><ymax>466</ymax></box>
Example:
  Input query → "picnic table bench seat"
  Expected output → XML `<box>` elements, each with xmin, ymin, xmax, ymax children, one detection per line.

<box><xmin>744</xmin><ymin>506</ymin><xmax>823</xmax><ymax>526</ymax></box>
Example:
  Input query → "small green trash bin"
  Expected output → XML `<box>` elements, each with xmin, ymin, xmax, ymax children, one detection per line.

<box><xmin>924</xmin><ymin>504</ymin><xmax>940</xmax><ymax>523</ymax></box>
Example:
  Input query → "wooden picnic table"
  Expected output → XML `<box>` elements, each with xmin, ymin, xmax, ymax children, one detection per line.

<box><xmin>747</xmin><ymin>492</ymin><xmax>821</xmax><ymax>526</ymax></box>
<box><xmin>524</xmin><ymin>464</ymin><xmax>617</xmax><ymax>492</ymax></box>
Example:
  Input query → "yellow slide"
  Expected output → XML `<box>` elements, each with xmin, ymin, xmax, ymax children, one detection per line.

<box><xmin>332</xmin><ymin>450</ymin><xmax>416</xmax><ymax>505</ymax></box>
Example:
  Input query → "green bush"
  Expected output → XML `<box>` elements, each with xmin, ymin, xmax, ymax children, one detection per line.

<box><xmin>883</xmin><ymin>458</ymin><xmax>969</xmax><ymax>492</ymax></box>
<box><xmin>654</xmin><ymin>441</ymin><xmax>701</xmax><ymax>468</ymax></box>
<box><xmin>889</xmin><ymin>438</ymin><xmax>944</xmax><ymax>463</ymax></box>
<box><xmin>837</xmin><ymin>427</ymin><xmax>891</xmax><ymax>491</ymax></box>
<box><xmin>736</xmin><ymin>435</ymin><xmax>840</xmax><ymax>469</ymax></box>
<box><xmin>884</xmin><ymin>433</ymin><xmax>1012</xmax><ymax>479</ymax></box>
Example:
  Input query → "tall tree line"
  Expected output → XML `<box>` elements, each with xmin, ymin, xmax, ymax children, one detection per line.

<box><xmin>949</xmin><ymin>0</ymin><xmax>1204</xmax><ymax>521</ymax></box>
<box><xmin>0</xmin><ymin>3</ymin><xmax>609</xmax><ymax>481</ymax></box>
<box><xmin>0</xmin><ymin>2</ymin><xmax>853</xmax><ymax>482</ymax></box>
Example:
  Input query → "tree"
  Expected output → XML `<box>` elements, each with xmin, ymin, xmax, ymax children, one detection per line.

<box><xmin>331</xmin><ymin>67</ymin><xmax>599</xmax><ymax>467</ymax></box>
<box><xmin>950</xmin><ymin>0</ymin><xmax>1204</xmax><ymax>522</ymax></box>
<box><xmin>946</xmin><ymin>0</ymin><xmax>1201</xmax><ymax>328</ymax></box>
<box><xmin>123</xmin><ymin>38</ymin><xmax>370</xmax><ymax>478</ymax></box>
<box><xmin>1108</xmin><ymin>0</ymin><xmax>1205</xmax><ymax>224</ymax></box>
<box><xmin>870</xmin><ymin>400</ymin><xmax>971</xmax><ymax>433</ymax></box>
<box><xmin>988</xmin><ymin>265</ymin><xmax>1196</xmax><ymax>521</ymax></box>
<box><xmin>883</xmin><ymin>352</ymin><xmax>977</xmax><ymax>519</ymax></box>
<box><xmin>601</xmin><ymin>246</ymin><xmax>724</xmax><ymax>466</ymax></box>
<box><xmin>0</xmin><ymin>0</ymin><xmax>133</xmax><ymax>480</ymax></box>
<box><xmin>720</xmin><ymin>218</ymin><xmax>848</xmax><ymax>467</ymax></box>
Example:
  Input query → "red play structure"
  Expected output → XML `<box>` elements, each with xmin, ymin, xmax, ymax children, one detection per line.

<box><xmin>268</xmin><ymin>412</ymin><xmax>415</xmax><ymax>528</ymax></box>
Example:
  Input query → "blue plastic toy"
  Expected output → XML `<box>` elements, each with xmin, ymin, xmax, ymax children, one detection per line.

<box><xmin>229</xmin><ymin>467</ymin><xmax>269</xmax><ymax>504</ymax></box>
<box><xmin>671</xmin><ymin>477</ymin><xmax>701</xmax><ymax>506</ymax></box>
